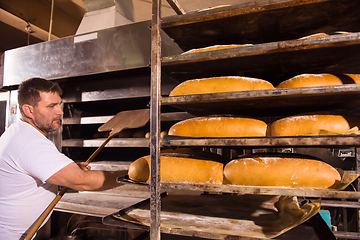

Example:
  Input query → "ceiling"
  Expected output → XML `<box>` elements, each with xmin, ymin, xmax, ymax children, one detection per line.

<box><xmin>0</xmin><ymin>0</ymin><xmax>85</xmax><ymax>53</ymax></box>
<box><xmin>0</xmin><ymin>0</ymin><xmax>245</xmax><ymax>55</ymax></box>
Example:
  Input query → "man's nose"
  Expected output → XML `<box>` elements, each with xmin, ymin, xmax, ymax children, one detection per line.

<box><xmin>56</xmin><ymin>105</ymin><xmax>64</xmax><ymax>115</ymax></box>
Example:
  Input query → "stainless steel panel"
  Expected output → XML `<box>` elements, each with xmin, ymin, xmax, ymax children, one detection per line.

<box><xmin>63</xmin><ymin>116</ymin><xmax>113</xmax><ymax>125</ymax></box>
<box><xmin>0</xmin><ymin>54</ymin><xmax>4</xmax><ymax>86</ymax></box>
<box><xmin>62</xmin><ymin>112</ymin><xmax>193</xmax><ymax>125</ymax></box>
<box><xmin>62</xmin><ymin>138</ymin><xmax>149</xmax><ymax>147</ymax></box>
<box><xmin>6</xmin><ymin>90</ymin><xmax>19</xmax><ymax>127</ymax></box>
<box><xmin>0</xmin><ymin>92</ymin><xmax>7</xmax><ymax>135</ymax></box>
<box><xmin>2</xmin><ymin>20</ymin><xmax>182</xmax><ymax>87</ymax></box>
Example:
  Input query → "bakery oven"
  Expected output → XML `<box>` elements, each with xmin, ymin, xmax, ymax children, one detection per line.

<box><xmin>1</xmin><ymin>0</ymin><xmax>360</xmax><ymax>239</ymax></box>
<box><xmin>1</xmin><ymin>17</ymin><xmax>183</xmax><ymax>239</ymax></box>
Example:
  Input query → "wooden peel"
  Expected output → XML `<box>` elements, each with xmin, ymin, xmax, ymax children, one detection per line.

<box><xmin>24</xmin><ymin>109</ymin><xmax>150</xmax><ymax>240</ymax></box>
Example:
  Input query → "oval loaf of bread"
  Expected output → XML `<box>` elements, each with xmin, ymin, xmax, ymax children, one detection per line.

<box><xmin>276</xmin><ymin>73</ymin><xmax>343</xmax><ymax>88</ymax></box>
<box><xmin>345</xmin><ymin>74</ymin><xmax>360</xmax><ymax>83</ymax></box>
<box><xmin>169</xmin><ymin>76</ymin><xmax>274</xmax><ymax>96</ymax></box>
<box><xmin>128</xmin><ymin>155</ymin><xmax>223</xmax><ymax>184</ymax></box>
<box><xmin>224</xmin><ymin>156</ymin><xmax>341</xmax><ymax>188</ymax></box>
<box><xmin>268</xmin><ymin>114</ymin><xmax>350</xmax><ymax>136</ymax></box>
<box><xmin>299</xmin><ymin>33</ymin><xmax>329</xmax><ymax>39</ymax></box>
<box><xmin>168</xmin><ymin>116</ymin><xmax>268</xmax><ymax>137</ymax></box>
<box><xmin>182</xmin><ymin>44</ymin><xmax>249</xmax><ymax>54</ymax></box>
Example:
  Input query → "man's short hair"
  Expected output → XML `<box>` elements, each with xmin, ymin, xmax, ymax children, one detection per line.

<box><xmin>18</xmin><ymin>78</ymin><xmax>63</xmax><ymax>115</ymax></box>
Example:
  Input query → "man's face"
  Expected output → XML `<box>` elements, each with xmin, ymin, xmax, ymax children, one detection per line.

<box><xmin>31</xmin><ymin>91</ymin><xmax>64</xmax><ymax>133</ymax></box>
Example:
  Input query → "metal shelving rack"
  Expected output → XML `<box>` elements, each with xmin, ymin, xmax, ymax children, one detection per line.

<box><xmin>147</xmin><ymin>0</ymin><xmax>360</xmax><ymax>239</ymax></box>
<box><xmin>149</xmin><ymin>0</ymin><xmax>162</xmax><ymax>239</ymax></box>
<box><xmin>1</xmin><ymin>0</ymin><xmax>360</xmax><ymax>239</ymax></box>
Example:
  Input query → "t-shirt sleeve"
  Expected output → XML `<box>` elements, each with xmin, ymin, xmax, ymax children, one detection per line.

<box><xmin>18</xmin><ymin>139</ymin><xmax>74</xmax><ymax>183</ymax></box>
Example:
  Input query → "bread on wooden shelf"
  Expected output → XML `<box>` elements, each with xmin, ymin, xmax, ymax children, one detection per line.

<box><xmin>224</xmin><ymin>154</ymin><xmax>341</xmax><ymax>188</ymax></box>
<box><xmin>276</xmin><ymin>73</ymin><xmax>343</xmax><ymax>88</ymax></box>
<box><xmin>276</xmin><ymin>73</ymin><xmax>360</xmax><ymax>89</ymax></box>
<box><xmin>345</xmin><ymin>73</ymin><xmax>360</xmax><ymax>83</ymax></box>
<box><xmin>300</xmin><ymin>31</ymin><xmax>351</xmax><ymax>40</ymax></box>
<box><xmin>299</xmin><ymin>33</ymin><xmax>329</xmax><ymax>39</ymax></box>
<box><xmin>169</xmin><ymin>76</ymin><xmax>274</xmax><ymax>96</ymax></box>
<box><xmin>128</xmin><ymin>155</ymin><xmax>223</xmax><ymax>184</ymax></box>
<box><xmin>145</xmin><ymin>131</ymin><xmax>167</xmax><ymax>138</ymax></box>
<box><xmin>181</xmin><ymin>44</ymin><xmax>251</xmax><ymax>54</ymax></box>
<box><xmin>132</xmin><ymin>131</ymin><xmax>146</xmax><ymax>138</ymax></box>
<box><xmin>168</xmin><ymin>116</ymin><xmax>268</xmax><ymax>137</ymax></box>
<box><xmin>267</xmin><ymin>114</ymin><xmax>350</xmax><ymax>136</ymax></box>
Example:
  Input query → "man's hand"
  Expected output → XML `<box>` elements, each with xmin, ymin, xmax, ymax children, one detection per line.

<box><xmin>77</xmin><ymin>162</ymin><xmax>91</xmax><ymax>171</ymax></box>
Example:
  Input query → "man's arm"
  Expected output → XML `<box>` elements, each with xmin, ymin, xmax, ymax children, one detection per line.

<box><xmin>46</xmin><ymin>162</ymin><xmax>127</xmax><ymax>191</ymax></box>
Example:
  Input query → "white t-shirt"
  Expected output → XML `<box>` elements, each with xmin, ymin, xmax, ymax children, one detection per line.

<box><xmin>0</xmin><ymin>121</ymin><xmax>73</xmax><ymax>239</ymax></box>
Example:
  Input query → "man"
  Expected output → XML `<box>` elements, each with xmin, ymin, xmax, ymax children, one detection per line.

<box><xmin>0</xmin><ymin>78</ymin><xmax>125</xmax><ymax>239</ymax></box>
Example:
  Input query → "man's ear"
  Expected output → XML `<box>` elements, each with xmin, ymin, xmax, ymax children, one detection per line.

<box><xmin>22</xmin><ymin>104</ymin><xmax>34</xmax><ymax>119</ymax></box>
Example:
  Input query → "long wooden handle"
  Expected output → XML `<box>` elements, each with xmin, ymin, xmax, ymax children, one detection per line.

<box><xmin>24</xmin><ymin>135</ymin><xmax>114</xmax><ymax>240</ymax></box>
<box><xmin>85</xmin><ymin>135</ymin><xmax>113</xmax><ymax>164</ymax></box>
<box><xmin>24</xmin><ymin>187</ymin><xmax>68</xmax><ymax>240</ymax></box>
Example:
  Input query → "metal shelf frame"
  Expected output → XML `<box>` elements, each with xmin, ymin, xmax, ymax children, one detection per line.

<box><xmin>148</xmin><ymin>0</ymin><xmax>360</xmax><ymax>239</ymax></box>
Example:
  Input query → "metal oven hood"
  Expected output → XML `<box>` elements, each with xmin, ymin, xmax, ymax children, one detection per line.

<box><xmin>1</xmin><ymin>20</ymin><xmax>183</xmax><ymax>87</ymax></box>
<box><xmin>76</xmin><ymin>0</ymin><xmax>135</xmax><ymax>35</ymax></box>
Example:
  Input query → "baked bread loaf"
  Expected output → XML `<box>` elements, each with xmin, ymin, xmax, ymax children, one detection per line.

<box><xmin>145</xmin><ymin>131</ymin><xmax>167</xmax><ymax>138</ymax></box>
<box><xmin>224</xmin><ymin>156</ymin><xmax>341</xmax><ymax>188</ymax></box>
<box><xmin>345</xmin><ymin>74</ymin><xmax>360</xmax><ymax>83</ymax></box>
<box><xmin>169</xmin><ymin>76</ymin><xmax>274</xmax><ymax>96</ymax></box>
<box><xmin>168</xmin><ymin>116</ymin><xmax>267</xmax><ymax>137</ymax></box>
<box><xmin>182</xmin><ymin>44</ymin><xmax>250</xmax><ymax>54</ymax></box>
<box><xmin>299</xmin><ymin>33</ymin><xmax>329</xmax><ymax>39</ymax></box>
<box><xmin>276</xmin><ymin>74</ymin><xmax>343</xmax><ymax>88</ymax></box>
<box><xmin>267</xmin><ymin>114</ymin><xmax>350</xmax><ymax>136</ymax></box>
<box><xmin>299</xmin><ymin>31</ymin><xmax>350</xmax><ymax>40</ymax></box>
<box><xmin>128</xmin><ymin>155</ymin><xmax>223</xmax><ymax>184</ymax></box>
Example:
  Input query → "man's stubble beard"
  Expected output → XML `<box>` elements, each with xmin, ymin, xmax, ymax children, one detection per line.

<box><xmin>34</xmin><ymin>116</ymin><xmax>62</xmax><ymax>133</ymax></box>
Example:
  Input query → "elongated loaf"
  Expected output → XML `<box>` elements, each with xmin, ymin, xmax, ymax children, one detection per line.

<box><xmin>224</xmin><ymin>156</ymin><xmax>341</xmax><ymax>188</ymax></box>
<box><xmin>299</xmin><ymin>33</ymin><xmax>329</xmax><ymax>39</ymax></box>
<box><xmin>182</xmin><ymin>44</ymin><xmax>250</xmax><ymax>54</ymax></box>
<box><xmin>169</xmin><ymin>76</ymin><xmax>274</xmax><ymax>96</ymax></box>
<box><xmin>276</xmin><ymin>74</ymin><xmax>343</xmax><ymax>88</ymax></box>
<box><xmin>128</xmin><ymin>155</ymin><xmax>224</xmax><ymax>184</ymax></box>
<box><xmin>345</xmin><ymin>74</ymin><xmax>360</xmax><ymax>83</ymax></box>
<box><xmin>299</xmin><ymin>31</ymin><xmax>350</xmax><ymax>40</ymax></box>
<box><xmin>268</xmin><ymin>114</ymin><xmax>350</xmax><ymax>136</ymax></box>
<box><xmin>168</xmin><ymin>116</ymin><xmax>268</xmax><ymax>137</ymax></box>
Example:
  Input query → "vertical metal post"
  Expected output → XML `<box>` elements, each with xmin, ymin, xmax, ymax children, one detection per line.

<box><xmin>150</xmin><ymin>0</ymin><xmax>162</xmax><ymax>239</ymax></box>
<box><xmin>357</xmin><ymin>148</ymin><xmax>360</xmax><ymax>232</ymax></box>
